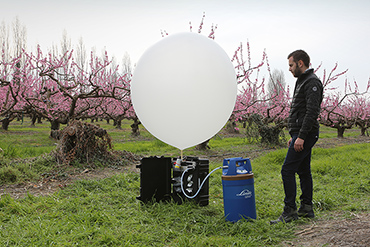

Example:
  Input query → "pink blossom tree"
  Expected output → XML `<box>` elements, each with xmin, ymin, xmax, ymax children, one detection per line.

<box><xmin>0</xmin><ymin>54</ymin><xmax>28</xmax><ymax>130</ymax></box>
<box><xmin>0</xmin><ymin>17</ymin><xmax>29</xmax><ymax>130</ymax></box>
<box><xmin>231</xmin><ymin>43</ymin><xmax>291</xmax><ymax>145</ymax></box>
<box><xmin>22</xmin><ymin>47</ymin><xmax>130</xmax><ymax>137</ymax></box>
<box><xmin>98</xmin><ymin>95</ymin><xmax>140</xmax><ymax>136</ymax></box>
<box><xmin>352</xmin><ymin>94</ymin><xmax>370</xmax><ymax>136</ymax></box>
<box><xmin>318</xmin><ymin>63</ymin><xmax>370</xmax><ymax>137</ymax></box>
<box><xmin>319</xmin><ymin>74</ymin><xmax>370</xmax><ymax>138</ymax></box>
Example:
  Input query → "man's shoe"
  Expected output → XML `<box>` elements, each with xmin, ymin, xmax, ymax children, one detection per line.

<box><xmin>270</xmin><ymin>206</ymin><xmax>298</xmax><ymax>224</ymax></box>
<box><xmin>298</xmin><ymin>203</ymin><xmax>315</xmax><ymax>218</ymax></box>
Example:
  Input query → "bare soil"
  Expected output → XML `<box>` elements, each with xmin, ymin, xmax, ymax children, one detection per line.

<box><xmin>283</xmin><ymin>212</ymin><xmax>370</xmax><ymax>247</ymax></box>
<box><xmin>1</xmin><ymin>135</ymin><xmax>369</xmax><ymax>246</ymax></box>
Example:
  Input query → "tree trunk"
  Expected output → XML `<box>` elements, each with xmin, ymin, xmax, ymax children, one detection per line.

<box><xmin>115</xmin><ymin>119</ymin><xmax>122</xmax><ymax>129</ymax></box>
<box><xmin>131</xmin><ymin>119</ymin><xmax>140</xmax><ymax>136</ymax></box>
<box><xmin>1</xmin><ymin>118</ymin><xmax>11</xmax><ymax>131</ymax></box>
<box><xmin>337</xmin><ymin>127</ymin><xmax>345</xmax><ymax>138</ymax></box>
<box><xmin>31</xmin><ymin>113</ymin><xmax>37</xmax><ymax>126</ymax></box>
<box><xmin>357</xmin><ymin>122</ymin><xmax>368</xmax><ymax>136</ymax></box>
<box><xmin>50</xmin><ymin>120</ymin><xmax>61</xmax><ymax>139</ymax></box>
<box><xmin>359</xmin><ymin>127</ymin><xmax>369</xmax><ymax>136</ymax></box>
<box><xmin>226</xmin><ymin>121</ymin><xmax>239</xmax><ymax>133</ymax></box>
<box><xmin>50</xmin><ymin>120</ymin><xmax>60</xmax><ymax>130</ymax></box>
<box><xmin>196</xmin><ymin>139</ymin><xmax>211</xmax><ymax>150</ymax></box>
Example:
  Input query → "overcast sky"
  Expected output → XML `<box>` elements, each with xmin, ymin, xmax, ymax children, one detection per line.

<box><xmin>2</xmin><ymin>0</ymin><xmax>370</xmax><ymax>92</ymax></box>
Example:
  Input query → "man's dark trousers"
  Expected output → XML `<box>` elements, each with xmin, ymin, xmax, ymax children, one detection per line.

<box><xmin>281</xmin><ymin>131</ymin><xmax>319</xmax><ymax>209</ymax></box>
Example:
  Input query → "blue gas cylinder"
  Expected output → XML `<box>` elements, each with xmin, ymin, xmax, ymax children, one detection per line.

<box><xmin>222</xmin><ymin>157</ymin><xmax>256</xmax><ymax>222</ymax></box>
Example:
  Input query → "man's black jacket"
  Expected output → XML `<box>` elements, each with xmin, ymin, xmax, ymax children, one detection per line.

<box><xmin>288</xmin><ymin>69</ymin><xmax>323</xmax><ymax>140</ymax></box>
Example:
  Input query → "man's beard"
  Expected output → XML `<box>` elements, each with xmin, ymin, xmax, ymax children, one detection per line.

<box><xmin>293</xmin><ymin>65</ymin><xmax>302</xmax><ymax>78</ymax></box>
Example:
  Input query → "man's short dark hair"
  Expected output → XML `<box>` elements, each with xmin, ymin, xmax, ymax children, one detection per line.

<box><xmin>287</xmin><ymin>50</ymin><xmax>310</xmax><ymax>67</ymax></box>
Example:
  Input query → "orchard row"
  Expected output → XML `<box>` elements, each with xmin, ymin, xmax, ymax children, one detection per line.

<box><xmin>1</xmin><ymin>38</ymin><xmax>370</xmax><ymax>141</ymax></box>
<box><xmin>1</xmin><ymin>46</ymin><xmax>369</xmax><ymax>141</ymax></box>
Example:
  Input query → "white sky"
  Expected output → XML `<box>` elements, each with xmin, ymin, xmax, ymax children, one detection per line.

<box><xmin>2</xmin><ymin>0</ymin><xmax>370</xmax><ymax>92</ymax></box>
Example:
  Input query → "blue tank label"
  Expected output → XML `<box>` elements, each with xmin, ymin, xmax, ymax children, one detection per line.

<box><xmin>236</xmin><ymin>189</ymin><xmax>253</xmax><ymax>198</ymax></box>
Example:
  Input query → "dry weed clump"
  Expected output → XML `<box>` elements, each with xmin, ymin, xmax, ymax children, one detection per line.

<box><xmin>53</xmin><ymin>120</ymin><xmax>114</xmax><ymax>165</ymax></box>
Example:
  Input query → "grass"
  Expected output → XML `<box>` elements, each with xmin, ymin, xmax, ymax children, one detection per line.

<box><xmin>0</xmin><ymin>118</ymin><xmax>369</xmax><ymax>246</ymax></box>
<box><xmin>0</xmin><ymin>120</ymin><xmax>57</xmax><ymax>159</ymax></box>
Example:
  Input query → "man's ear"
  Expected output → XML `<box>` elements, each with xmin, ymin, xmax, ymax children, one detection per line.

<box><xmin>298</xmin><ymin>60</ymin><xmax>304</xmax><ymax>68</ymax></box>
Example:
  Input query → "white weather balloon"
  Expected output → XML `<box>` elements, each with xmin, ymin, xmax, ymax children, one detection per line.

<box><xmin>131</xmin><ymin>32</ymin><xmax>237</xmax><ymax>150</ymax></box>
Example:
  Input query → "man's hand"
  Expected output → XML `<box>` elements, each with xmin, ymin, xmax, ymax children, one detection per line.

<box><xmin>294</xmin><ymin>138</ymin><xmax>304</xmax><ymax>152</ymax></box>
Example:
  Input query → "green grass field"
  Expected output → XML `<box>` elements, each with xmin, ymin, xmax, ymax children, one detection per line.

<box><xmin>0</xmin><ymin>119</ymin><xmax>369</xmax><ymax>246</ymax></box>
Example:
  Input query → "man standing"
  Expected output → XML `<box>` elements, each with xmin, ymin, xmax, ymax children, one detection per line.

<box><xmin>271</xmin><ymin>50</ymin><xmax>323</xmax><ymax>224</ymax></box>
